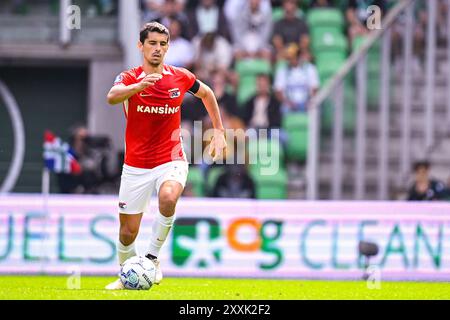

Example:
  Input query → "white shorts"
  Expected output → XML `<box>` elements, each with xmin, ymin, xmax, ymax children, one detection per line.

<box><xmin>118</xmin><ymin>160</ymin><xmax>189</xmax><ymax>214</ymax></box>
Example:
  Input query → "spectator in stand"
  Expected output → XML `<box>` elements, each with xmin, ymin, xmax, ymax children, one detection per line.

<box><xmin>212</xmin><ymin>164</ymin><xmax>256</xmax><ymax>198</ymax></box>
<box><xmin>210</xmin><ymin>71</ymin><xmax>239</xmax><ymax>118</ymax></box>
<box><xmin>229</xmin><ymin>0</ymin><xmax>273</xmax><ymax>61</ymax></box>
<box><xmin>274</xmin><ymin>44</ymin><xmax>319</xmax><ymax>113</ymax></box>
<box><xmin>142</xmin><ymin>0</ymin><xmax>165</xmax><ymax>22</ymax></box>
<box><xmin>188</xmin><ymin>0</ymin><xmax>231</xmax><ymax>41</ymax></box>
<box><xmin>407</xmin><ymin>161</ymin><xmax>450</xmax><ymax>201</ymax></box>
<box><xmin>202</xmin><ymin>74</ymin><xmax>246</xmax><ymax>165</ymax></box>
<box><xmin>192</xmin><ymin>31</ymin><xmax>233</xmax><ymax>82</ymax></box>
<box><xmin>223</xmin><ymin>0</ymin><xmax>272</xmax><ymax>26</ymax></box>
<box><xmin>311</xmin><ymin>0</ymin><xmax>334</xmax><ymax>8</ymax></box>
<box><xmin>164</xmin><ymin>18</ymin><xmax>194</xmax><ymax>68</ymax></box>
<box><xmin>147</xmin><ymin>0</ymin><xmax>191</xmax><ymax>39</ymax></box>
<box><xmin>272</xmin><ymin>0</ymin><xmax>310</xmax><ymax>62</ymax></box>
<box><xmin>86</xmin><ymin>0</ymin><xmax>116</xmax><ymax>16</ymax></box>
<box><xmin>243</xmin><ymin>73</ymin><xmax>281</xmax><ymax>131</ymax></box>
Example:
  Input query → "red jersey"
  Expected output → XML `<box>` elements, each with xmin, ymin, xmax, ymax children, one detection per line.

<box><xmin>114</xmin><ymin>65</ymin><xmax>196</xmax><ymax>169</ymax></box>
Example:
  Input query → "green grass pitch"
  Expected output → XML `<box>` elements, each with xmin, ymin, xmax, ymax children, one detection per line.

<box><xmin>0</xmin><ymin>276</ymin><xmax>449</xmax><ymax>300</ymax></box>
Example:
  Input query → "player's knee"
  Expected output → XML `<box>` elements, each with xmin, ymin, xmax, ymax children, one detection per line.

<box><xmin>119</xmin><ymin>225</ymin><xmax>139</xmax><ymax>245</ymax></box>
<box><xmin>159</xmin><ymin>188</ymin><xmax>179</xmax><ymax>209</ymax></box>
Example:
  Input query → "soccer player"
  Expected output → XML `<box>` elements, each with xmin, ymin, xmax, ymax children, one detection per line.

<box><xmin>105</xmin><ymin>22</ymin><xmax>227</xmax><ymax>290</ymax></box>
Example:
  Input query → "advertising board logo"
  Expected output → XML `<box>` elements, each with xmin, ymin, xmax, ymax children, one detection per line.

<box><xmin>172</xmin><ymin>218</ymin><xmax>222</xmax><ymax>268</ymax></box>
<box><xmin>171</xmin><ymin>217</ymin><xmax>283</xmax><ymax>270</ymax></box>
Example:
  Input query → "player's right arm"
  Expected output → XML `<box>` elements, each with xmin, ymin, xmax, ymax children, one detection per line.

<box><xmin>106</xmin><ymin>73</ymin><xmax>162</xmax><ymax>105</ymax></box>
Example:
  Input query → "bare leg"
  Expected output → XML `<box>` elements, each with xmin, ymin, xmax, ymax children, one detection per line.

<box><xmin>117</xmin><ymin>213</ymin><xmax>142</xmax><ymax>264</ymax></box>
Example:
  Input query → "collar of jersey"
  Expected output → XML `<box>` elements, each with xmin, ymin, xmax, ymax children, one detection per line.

<box><xmin>137</xmin><ymin>65</ymin><xmax>173</xmax><ymax>79</ymax></box>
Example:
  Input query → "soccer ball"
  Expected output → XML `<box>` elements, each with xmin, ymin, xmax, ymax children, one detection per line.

<box><xmin>120</xmin><ymin>256</ymin><xmax>156</xmax><ymax>290</ymax></box>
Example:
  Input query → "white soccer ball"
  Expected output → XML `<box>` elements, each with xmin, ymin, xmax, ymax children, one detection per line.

<box><xmin>120</xmin><ymin>256</ymin><xmax>156</xmax><ymax>290</ymax></box>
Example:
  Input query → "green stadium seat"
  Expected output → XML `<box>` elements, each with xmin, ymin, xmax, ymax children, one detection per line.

<box><xmin>235</xmin><ymin>59</ymin><xmax>272</xmax><ymax>77</ymax></box>
<box><xmin>187</xmin><ymin>166</ymin><xmax>205</xmax><ymax>197</ymax></box>
<box><xmin>307</xmin><ymin>8</ymin><xmax>345</xmax><ymax>30</ymax></box>
<box><xmin>236</xmin><ymin>59</ymin><xmax>272</xmax><ymax>106</ymax></box>
<box><xmin>317</xmin><ymin>59</ymin><xmax>345</xmax><ymax>85</ymax></box>
<box><xmin>282</xmin><ymin>111</ymin><xmax>308</xmax><ymax>130</ymax></box>
<box><xmin>249</xmin><ymin>167</ymin><xmax>288</xmax><ymax>199</ymax></box>
<box><xmin>311</xmin><ymin>30</ymin><xmax>348</xmax><ymax>53</ymax></box>
<box><xmin>352</xmin><ymin>35</ymin><xmax>381</xmax><ymax>75</ymax></box>
<box><xmin>237</xmin><ymin>76</ymin><xmax>257</xmax><ymax>106</ymax></box>
<box><xmin>274</xmin><ymin>59</ymin><xmax>288</xmax><ymax>73</ymax></box>
<box><xmin>206</xmin><ymin>166</ymin><xmax>225</xmax><ymax>196</ymax></box>
<box><xmin>272</xmin><ymin>7</ymin><xmax>304</xmax><ymax>21</ymax></box>
<box><xmin>315</xmin><ymin>51</ymin><xmax>346</xmax><ymax>70</ymax></box>
<box><xmin>247</xmin><ymin>137</ymin><xmax>285</xmax><ymax>171</ymax></box>
<box><xmin>282</xmin><ymin>113</ymin><xmax>309</xmax><ymax>162</ymax></box>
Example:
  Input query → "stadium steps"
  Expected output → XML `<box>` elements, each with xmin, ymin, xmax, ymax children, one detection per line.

<box><xmin>316</xmin><ymin>45</ymin><xmax>450</xmax><ymax>200</ymax></box>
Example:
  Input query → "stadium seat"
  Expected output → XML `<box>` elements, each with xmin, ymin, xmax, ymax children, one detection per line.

<box><xmin>352</xmin><ymin>35</ymin><xmax>381</xmax><ymax>75</ymax></box>
<box><xmin>274</xmin><ymin>59</ymin><xmax>288</xmax><ymax>73</ymax></box>
<box><xmin>311</xmin><ymin>30</ymin><xmax>348</xmax><ymax>53</ymax></box>
<box><xmin>235</xmin><ymin>59</ymin><xmax>272</xmax><ymax>77</ymax></box>
<box><xmin>282</xmin><ymin>113</ymin><xmax>309</xmax><ymax>162</ymax></box>
<box><xmin>206</xmin><ymin>166</ymin><xmax>225</xmax><ymax>196</ymax></box>
<box><xmin>235</xmin><ymin>59</ymin><xmax>272</xmax><ymax>106</ymax></box>
<box><xmin>247</xmin><ymin>137</ymin><xmax>285</xmax><ymax>170</ymax></box>
<box><xmin>315</xmin><ymin>51</ymin><xmax>346</xmax><ymax>68</ymax></box>
<box><xmin>282</xmin><ymin>111</ymin><xmax>309</xmax><ymax>130</ymax></box>
<box><xmin>187</xmin><ymin>166</ymin><xmax>205</xmax><ymax>197</ymax></box>
<box><xmin>272</xmin><ymin>7</ymin><xmax>304</xmax><ymax>21</ymax></box>
<box><xmin>317</xmin><ymin>59</ymin><xmax>345</xmax><ymax>85</ymax></box>
<box><xmin>307</xmin><ymin>8</ymin><xmax>345</xmax><ymax>32</ymax></box>
<box><xmin>250</xmin><ymin>167</ymin><xmax>288</xmax><ymax>199</ymax></box>
<box><xmin>237</xmin><ymin>76</ymin><xmax>258</xmax><ymax>106</ymax></box>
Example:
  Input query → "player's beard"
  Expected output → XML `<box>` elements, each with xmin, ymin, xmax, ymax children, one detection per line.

<box><xmin>148</xmin><ymin>57</ymin><xmax>163</xmax><ymax>67</ymax></box>
<box><xmin>149</xmin><ymin>61</ymin><xmax>161</xmax><ymax>67</ymax></box>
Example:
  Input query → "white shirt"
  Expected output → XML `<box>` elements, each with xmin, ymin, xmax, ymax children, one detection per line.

<box><xmin>196</xmin><ymin>6</ymin><xmax>219</xmax><ymax>34</ymax></box>
<box><xmin>250</xmin><ymin>96</ymin><xmax>269</xmax><ymax>128</ymax></box>
<box><xmin>164</xmin><ymin>37</ymin><xmax>194</xmax><ymax>68</ymax></box>
<box><xmin>193</xmin><ymin>35</ymin><xmax>233</xmax><ymax>70</ymax></box>
<box><xmin>274</xmin><ymin>62</ymin><xmax>320</xmax><ymax>110</ymax></box>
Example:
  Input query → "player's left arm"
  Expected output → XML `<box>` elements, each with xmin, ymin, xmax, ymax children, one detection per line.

<box><xmin>191</xmin><ymin>80</ymin><xmax>227</xmax><ymax>161</ymax></box>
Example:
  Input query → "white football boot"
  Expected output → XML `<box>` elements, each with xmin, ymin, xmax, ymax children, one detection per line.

<box><xmin>145</xmin><ymin>255</ymin><xmax>163</xmax><ymax>285</ymax></box>
<box><xmin>153</xmin><ymin>259</ymin><xmax>163</xmax><ymax>285</ymax></box>
<box><xmin>105</xmin><ymin>278</ymin><xmax>125</xmax><ymax>290</ymax></box>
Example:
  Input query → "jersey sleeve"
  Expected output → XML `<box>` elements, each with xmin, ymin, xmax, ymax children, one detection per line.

<box><xmin>113</xmin><ymin>71</ymin><xmax>135</xmax><ymax>86</ymax></box>
<box><xmin>178</xmin><ymin>67</ymin><xmax>197</xmax><ymax>92</ymax></box>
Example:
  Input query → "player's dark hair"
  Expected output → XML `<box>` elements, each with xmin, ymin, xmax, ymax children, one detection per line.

<box><xmin>413</xmin><ymin>160</ymin><xmax>430</xmax><ymax>172</ymax></box>
<box><xmin>140</xmin><ymin>22</ymin><xmax>170</xmax><ymax>44</ymax></box>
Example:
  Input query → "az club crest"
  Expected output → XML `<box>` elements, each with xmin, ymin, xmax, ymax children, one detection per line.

<box><xmin>168</xmin><ymin>88</ymin><xmax>180</xmax><ymax>99</ymax></box>
<box><xmin>119</xmin><ymin>202</ymin><xmax>127</xmax><ymax>209</ymax></box>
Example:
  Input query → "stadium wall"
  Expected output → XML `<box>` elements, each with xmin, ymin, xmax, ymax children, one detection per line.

<box><xmin>0</xmin><ymin>194</ymin><xmax>449</xmax><ymax>281</ymax></box>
